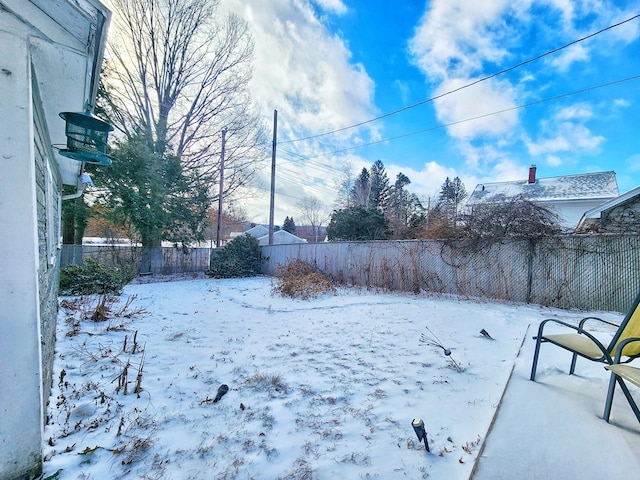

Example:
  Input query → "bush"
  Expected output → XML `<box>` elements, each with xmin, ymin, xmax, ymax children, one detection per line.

<box><xmin>60</xmin><ymin>259</ymin><xmax>135</xmax><ymax>295</ymax></box>
<box><xmin>207</xmin><ymin>234</ymin><xmax>261</xmax><ymax>278</ymax></box>
<box><xmin>273</xmin><ymin>259</ymin><xmax>336</xmax><ymax>299</ymax></box>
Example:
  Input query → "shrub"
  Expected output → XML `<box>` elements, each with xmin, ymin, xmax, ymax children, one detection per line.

<box><xmin>60</xmin><ymin>258</ymin><xmax>135</xmax><ymax>295</ymax></box>
<box><xmin>207</xmin><ymin>234</ymin><xmax>261</xmax><ymax>278</ymax></box>
<box><xmin>273</xmin><ymin>259</ymin><xmax>336</xmax><ymax>299</ymax></box>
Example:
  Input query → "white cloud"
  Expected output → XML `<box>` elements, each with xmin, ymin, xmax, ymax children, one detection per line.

<box><xmin>526</xmin><ymin>121</ymin><xmax>605</xmax><ymax>156</ymax></box>
<box><xmin>313</xmin><ymin>0</ymin><xmax>347</xmax><ymax>15</ymax></box>
<box><xmin>554</xmin><ymin>103</ymin><xmax>593</xmax><ymax>121</ymax></box>
<box><xmin>433</xmin><ymin>77</ymin><xmax>519</xmax><ymax>139</ymax></box>
<box><xmin>548</xmin><ymin>43</ymin><xmax>588</xmax><ymax>71</ymax></box>
<box><xmin>406</xmin><ymin>0</ymin><xmax>634</xmax><ymax>184</ymax></box>
<box><xmin>220</xmin><ymin>0</ymin><xmax>379</xmax><ymax>223</ymax></box>
<box><xmin>384</xmin><ymin>160</ymin><xmax>459</xmax><ymax>201</ymax></box>
<box><xmin>409</xmin><ymin>0</ymin><xmax>512</xmax><ymax>80</ymax></box>
<box><xmin>546</xmin><ymin>155</ymin><xmax>563</xmax><ymax>167</ymax></box>
<box><xmin>613</xmin><ymin>98</ymin><xmax>631</xmax><ymax>108</ymax></box>
<box><xmin>224</xmin><ymin>0</ymin><xmax>377</xmax><ymax>141</ymax></box>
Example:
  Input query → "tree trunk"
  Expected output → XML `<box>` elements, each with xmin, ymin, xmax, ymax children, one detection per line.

<box><xmin>62</xmin><ymin>209</ymin><xmax>75</xmax><ymax>245</ymax></box>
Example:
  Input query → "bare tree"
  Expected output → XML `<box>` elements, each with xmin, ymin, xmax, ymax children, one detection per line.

<box><xmin>461</xmin><ymin>194</ymin><xmax>562</xmax><ymax>242</ymax></box>
<box><xmin>296</xmin><ymin>195</ymin><xmax>330</xmax><ymax>242</ymax></box>
<box><xmin>333</xmin><ymin>161</ymin><xmax>356</xmax><ymax>209</ymax></box>
<box><xmin>103</xmin><ymin>0</ymin><xmax>265</xmax><ymax>194</ymax></box>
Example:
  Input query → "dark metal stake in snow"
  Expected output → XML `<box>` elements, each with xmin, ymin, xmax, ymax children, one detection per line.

<box><xmin>412</xmin><ymin>418</ymin><xmax>429</xmax><ymax>452</ymax></box>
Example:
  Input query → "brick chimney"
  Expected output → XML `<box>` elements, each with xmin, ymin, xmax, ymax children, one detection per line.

<box><xmin>528</xmin><ymin>165</ymin><xmax>537</xmax><ymax>184</ymax></box>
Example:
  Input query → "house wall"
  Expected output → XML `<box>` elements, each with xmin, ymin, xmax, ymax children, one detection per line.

<box><xmin>0</xmin><ymin>31</ymin><xmax>44</xmax><ymax>480</ymax></box>
<box><xmin>546</xmin><ymin>199</ymin><xmax>614</xmax><ymax>230</ymax></box>
<box><xmin>33</xmin><ymin>85</ymin><xmax>62</xmax><ymax>424</ymax></box>
<box><xmin>599</xmin><ymin>200</ymin><xmax>640</xmax><ymax>234</ymax></box>
<box><xmin>1</xmin><ymin>1</ymin><xmax>108</xmax><ymax>478</ymax></box>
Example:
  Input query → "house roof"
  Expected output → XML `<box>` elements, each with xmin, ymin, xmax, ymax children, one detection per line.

<box><xmin>257</xmin><ymin>230</ymin><xmax>306</xmax><ymax>245</ymax></box>
<box><xmin>467</xmin><ymin>171</ymin><xmax>619</xmax><ymax>205</ymax></box>
<box><xmin>579</xmin><ymin>184</ymin><xmax>640</xmax><ymax>221</ymax></box>
<box><xmin>244</xmin><ymin>225</ymin><xmax>270</xmax><ymax>238</ymax></box>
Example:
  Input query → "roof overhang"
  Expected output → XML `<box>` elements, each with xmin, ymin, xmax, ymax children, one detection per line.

<box><xmin>4</xmin><ymin>0</ymin><xmax>111</xmax><ymax>185</ymax></box>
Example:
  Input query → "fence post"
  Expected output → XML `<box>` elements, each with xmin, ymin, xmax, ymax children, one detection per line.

<box><xmin>526</xmin><ymin>239</ymin><xmax>535</xmax><ymax>305</ymax></box>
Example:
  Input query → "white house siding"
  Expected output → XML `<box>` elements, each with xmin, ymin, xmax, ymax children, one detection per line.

<box><xmin>33</xmin><ymin>86</ymin><xmax>62</xmax><ymax>430</ymax></box>
<box><xmin>0</xmin><ymin>1</ymin><xmax>109</xmax><ymax>478</ymax></box>
<box><xmin>0</xmin><ymin>31</ymin><xmax>44</xmax><ymax>480</ymax></box>
<box><xmin>546</xmin><ymin>199</ymin><xmax>616</xmax><ymax>231</ymax></box>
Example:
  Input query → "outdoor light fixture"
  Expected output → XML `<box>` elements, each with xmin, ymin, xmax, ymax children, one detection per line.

<box><xmin>412</xmin><ymin>418</ymin><xmax>430</xmax><ymax>452</ymax></box>
<box><xmin>55</xmin><ymin>109</ymin><xmax>114</xmax><ymax>165</ymax></box>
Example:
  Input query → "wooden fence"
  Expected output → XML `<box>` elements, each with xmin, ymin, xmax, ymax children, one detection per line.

<box><xmin>60</xmin><ymin>245</ymin><xmax>211</xmax><ymax>275</ymax></box>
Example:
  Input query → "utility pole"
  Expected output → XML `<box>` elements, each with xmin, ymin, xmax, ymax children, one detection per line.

<box><xmin>269</xmin><ymin>110</ymin><xmax>277</xmax><ymax>245</ymax></box>
<box><xmin>216</xmin><ymin>128</ymin><xmax>227</xmax><ymax>248</ymax></box>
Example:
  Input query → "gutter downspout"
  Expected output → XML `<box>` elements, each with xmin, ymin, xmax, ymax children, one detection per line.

<box><xmin>61</xmin><ymin>171</ymin><xmax>93</xmax><ymax>201</ymax></box>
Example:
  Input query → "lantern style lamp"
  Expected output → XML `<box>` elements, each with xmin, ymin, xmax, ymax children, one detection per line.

<box><xmin>412</xmin><ymin>418</ymin><xmax>430</xmax><ymax>452</ymax></box>
<box><xmin>56</xmin><ymin>110</ymin><xmax>114</xmax><ymax>165</ymax></box>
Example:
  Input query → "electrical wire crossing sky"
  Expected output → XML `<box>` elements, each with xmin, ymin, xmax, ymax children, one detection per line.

<box><xmin>222</xmin><ymin>0</ymin><xmax>640</xmax><ymax>225</ymax></box>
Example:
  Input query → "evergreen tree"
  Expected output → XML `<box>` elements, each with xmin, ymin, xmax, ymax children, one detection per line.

<box><xmin>351</xmin><ymin>167</ymin><xmax>370</xmax><ymax>206</ymax></box>
<box><xmin>283</xmin><ymin>216</ymin><xmax>297</xmax><ymax>234</ymax></box>
<box><xmin>93</xmin><ymin>134</ymin><xmax>209</xmax><ymax>248</ymax></box>
<box><xmin>436</xmin><ymin>176</ymin><xmax>467</xmax><ymax>224</ymax></box>
<box><xmin>326</xmin><ymin>206</ymin><xmax>391</xmax><ymax>241</ymax></box>
<box><xmin>369</xmin><ymin>160</ymin><xmax>390</xmax><ymax>210</ymax></box>
<box><xmin>387</xmin><ymin>172</ymin><xmax>427</xmax><ymax>239</ymax></box>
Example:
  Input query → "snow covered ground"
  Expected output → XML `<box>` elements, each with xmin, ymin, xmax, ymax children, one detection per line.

<box><xmin>42</xmin><ymin>276</ymin><xmax>639</xmax><ymax>479</ymax></box>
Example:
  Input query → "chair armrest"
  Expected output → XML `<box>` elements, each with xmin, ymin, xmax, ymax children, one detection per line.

<box><xmin>578</xmin><ymin>316</ymin><xmax>619</xmax><ymax>331</ymax></box>
<box><xmin>612</xmin><ymin>337</ymin><xmax>640</xmax><ymax>363</ymax></box>
<box><xmin>535</xmin><ymin>318</ymin><xmax>610</xmax><ymax>359</ymax></box>
<box><xmin>536</xmin><ymin>318</ymin><xmax>587</xmax><ymax>337</ymax></box>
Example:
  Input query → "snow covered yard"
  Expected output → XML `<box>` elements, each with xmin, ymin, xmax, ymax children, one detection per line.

<box><xmin>42</xmin><ymin>276</ymin><xmax>626</xmax><ymax>479</ymax></box>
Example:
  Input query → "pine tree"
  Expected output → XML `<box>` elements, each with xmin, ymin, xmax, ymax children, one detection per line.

<box><xmin>327</xmin><ymin>206</ymin><xmax>390</xmax><ymax>241</ymax></box>
<box><xmin>436</xmin><ymin>176</ymin><xmax>467</xmax><ymax>224</ymax></box>
<box><xmin>351</xmin><ymin>167</ymin><xmax>370</xmax><ymax>206</ymax></box>
<box><xmin>369</xmin><ymin>160</ymin><xmax>390</xmax><ymax>210</ymax></box>
<box><xmin>283</xmin><ymin>216</ymin><xmax>297</xmax><ymax>234</ymax></box>
<box><xmin>387</xmin><ymin>172</ymin><xmax>427</xmax><ymax>239</ymax></box>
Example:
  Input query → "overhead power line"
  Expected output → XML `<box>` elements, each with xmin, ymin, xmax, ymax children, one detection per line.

<box><xmin>283</xmin><ymin>74</ymin><xmax>640</xmax><ymax>161</ymax></box>
<box><xmin>281</xmin><ymin>14</ymin><xmax>640</xmax><ymax>145</ymax></box>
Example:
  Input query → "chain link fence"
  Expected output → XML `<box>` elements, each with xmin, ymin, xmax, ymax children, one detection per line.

<box><xmin>262</xmin><ymin>235</ymin><xmax>640</xmax><ymax>313</ymax></box>
<box><xmin>62</xmin><ymin>235</ymin><xmax>640</xmax><ymax>312</ymax></box>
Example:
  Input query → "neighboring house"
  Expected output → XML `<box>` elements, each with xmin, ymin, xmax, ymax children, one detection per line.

<box><xmin>466</xmin><ymin>166</ymin><xmax>619</xmax><ymax>230</ymax></box>
<box><xmin>575</xmin><ymin>185</ymin><xmax>640</xmax><ymax>234</ymax></box>
<box><xmin>238</xmin><ymin>224</ymin><xmax>307</xmax><ymax>245</ymax></box>
<box><xmin>256</xmin><ymin>229</ymin><xmax>307</xmax><ymax>246</ymax></box>
<box><xmin>295</xmin><ymin>225</ymin><xmax>327</xmax><ymax>243</ymax></box>
<box><xmin>243</xmin><ymin>224</ymin><xmax>270</xmax><ymax>238</ymax></box>
<box><xmin>0</xmin><ymin>1</ymin><xmax>110</xmax><ymax>479</ymax></box>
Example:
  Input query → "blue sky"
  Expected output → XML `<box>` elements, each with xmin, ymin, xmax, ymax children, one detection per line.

<box><xmin>223</xmin><ymin>0</ymin><xmax>640</xmax><ymax>224</ymax></box>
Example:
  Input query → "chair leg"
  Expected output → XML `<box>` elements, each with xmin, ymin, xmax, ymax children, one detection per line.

<box><xmin>603</xmin><ymin>373</ymin><xmax>618</xmax><ymax>422</ymax></box>
<box><xmin>530</xmin><ymin>336</ymin><xmax>542</xmax><ymax>381</ymax></box>
<box><xmin>603</xmin><ymin>375</ymin><xmax>640</xmax><ymax>424</ymax></box>
<box><xmin>569</xmin><ymin>352</ymin><xmax>578</xmax><ymax>375</ymax></box>
<box><xmin>617</xmin><ymin>377</ymin><xmax>640</xmax><ymax>423</ymax></box>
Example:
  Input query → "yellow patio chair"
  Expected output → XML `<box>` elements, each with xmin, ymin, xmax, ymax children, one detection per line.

<box><xmin>530</xmin><ymin>291</ymin><xmax>640</xmax><ymax>382</ymax></box>
<box><xmin>603</xmin><ymin>337</ymin><xmax>640</xmax><ymax>423</ymax></box>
